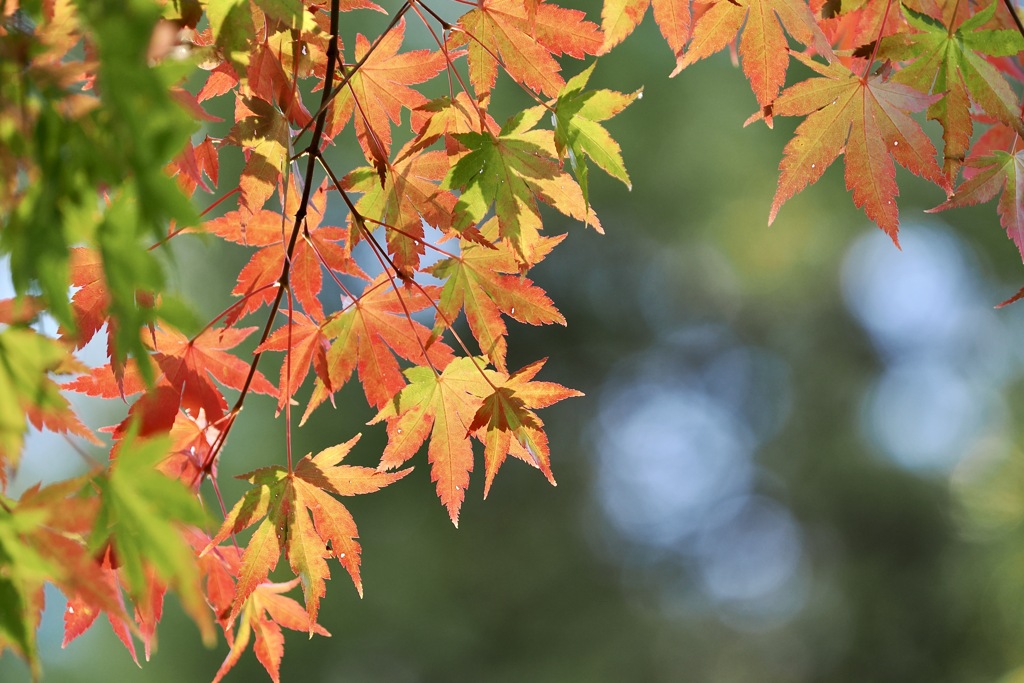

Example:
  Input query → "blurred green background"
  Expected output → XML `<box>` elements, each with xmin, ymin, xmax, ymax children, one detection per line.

<box><xmin>9</xmin><ymin>4</ymin><xmax>1024</xmax><ymax>682</ymax></box>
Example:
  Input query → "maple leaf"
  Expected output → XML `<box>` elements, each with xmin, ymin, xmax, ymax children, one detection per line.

<box><xmin>246</xmin><ymin>43</ymin><xmax>314</xmax><ymax>129</ymax></box>
<box><xmin>150</xmin><ymin>325</ymin><xmax>278</xmax><ymax>421</ymax></box>
<box><xmin>60</xmin><ymin>248</ymin><xmax>109</xmax><ymax>351</ymax></box>
<box><xmin>451</xmin><ymin>0</ymin><xmax>603</xmax><ymax>101</ymax></box>
<box><xmin>189</xmin><ymin>530</ymin><xmax>330</xmax><ymax>683</ymax></box>
<box><xmin>175</xmin><ymin>135</ymin><xmax>221</xmax><ymax>198</ymax></box>
<box><xmin>930</xmin><ymin>150</ymin><xmax>1024</xmax><ymax>259</ymax></box>
<box><xmin>160</xmin><ymin>409</ymin><xmax>226</xmax><ymax>491</ymax></box>
<box><xmin>600</xmin><ymin>0</ymin><xmax>692</xmax><ymax>57</ymax></box>
<box><xmin>256</xmin><ymin>312</ymin><xmax>332</xmax><ymax>413</ymax></box>
<box><xmin>327</xmin><ymin>19</ymin><xmax>445</xmax><ymax>174</ymax></box>
<box><xmin>212</xmin><ymin>578</ymin><xmax>330</xmax><ymax>683</ymax></box>
<box><xmin>430</xmin><ymin>219</ymin><xmax>566</xmax><ymax>373</ymax></box>
<box><xmin>406</xmin><ymin>93</ymin><xmax>499</xmax><ymax>160</ymax></box>
<box><xmin>229</xmin><ymin>96</ymin><xmax>290</xmax><ymax>216</ymax></box>
<box><xmin>0</xmin><ymin>480</ymin><xmax>133</xmax><ymax>665</ymax></box>
<box><xmin>444</xmin><ymin>106</ymin><xmax>601</xmax><ymax>266</ymax></box>
<box><xmin>468</xmin><ymin>359</ymin><xmax>581</xmax><ymax>497</ymax></box>
<box><xmin>769</xmin><ymin>55</ymin><xmax>947</xmax><ymax>241</ymax></box>
<box><xmin>206</xmin><ymin>0</ymin><xmax>257</xmax><ymax>70</ymax></box>
<box><xmin>882</xmin><ymin>2</ymin><xmax>1024</xmax><ymax>180</ymax></box>
<box><xmin>203</xmin><ymin>182</ymin><xmax>366</xmax><ymax>323</ymax></box>
<box><xmin>205</xmin><ymin>435</ymin><xmax>410</xmax><ymax>625</ymax></box>
<box><xmin>672</xmin><ymin>0</ymin><xmax>834</xmax><ymax>123</ymax></box>
<box><xmin>303</xmin><ymin>274</ymin><xmax>455</xmax><ymax>417</ymax></box>
<box><xmin>370</xmin><ymin>357</ymin><xmax>493</xmax><ymax>525</ymax></box>
<box><xmin>371</xmin><ymin>356</ymin><xmax>581</xmax><ymax>523</ymax></box>
<box><xmin>62</xmin><ymin>551</ymin><xmax>139</xmax><ymax>664</ymax></box>
<box><xmin>344</xmin><ymin>142</ymin><xmax>458</xmax><ymax>277</ymax></box>
<box><xmin>552</xmin><ymin>63</ymin><xmax>639</xmax><ymax>204</ymax></box>
<box><xmin>64</xmin><ymin>324</ymin><xmax>277</xmax><ymax>431</ymax></box>
<box><xmin>199</xmin><ymin>62</ymin><xmax>241</xmax><ymax>102</ymax></box>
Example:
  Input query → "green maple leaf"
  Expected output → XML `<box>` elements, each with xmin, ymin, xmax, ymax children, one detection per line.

<box><xmin>883</xmin><ymin>2</ymin><xmax>1024</xmax><ymax>179</ymax></box>
<box><xmin>91</xmin><ymin>426</ymin><xmax>214</xmax><ymax>643</ymax></box>
<box><xmin>206</xmin><ymin>0</ymin><xmax>257</xmax><ymax>69</ymax></box>
<box><xmin>0</xmin><ymin>504</ymin><xmax>49</xmax><ymax>678</ymax></box>
<box><xmin>553</xmin><ymin>63</ymin><xmax>640</xmax><ymax>206</ymax></box>
<box><xmin>0</xmin><ymin>329</ymin><xmax>65</xmax><ymax>461</ymax></box>
<box><xmin>444</xmin><ymin>107</ymin><xmax>600</xmax><ymax>266</ymax></box>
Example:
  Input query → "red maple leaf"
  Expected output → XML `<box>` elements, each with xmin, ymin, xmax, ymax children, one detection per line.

<box><xmin>769</xmin><ymin>56</ymin><xmax>947</xmax><ymax>241</ymax></box>
<box><xmin>303</xmin><ymin>274</ymin><xmax>455</xmax><ymax>417</ymax></box>
<box><xmin>672</xmin><ymin>0</ymin><xmax>834</xmax><ymax>123</ymax></box>
<box><xmin>65</xmin><ymin>325</ymin><xmax>277</xmax><ymax>425</ymax></box>
<box><xmin>256</xmin><ymin>311</ymin><xmax>332</xmax><ymax>413</ymax></box>
<box><xmin>452</xmin><ymin>0</ymin><xmax>603</xmax><ymax>100</ymax></box>
<box><xmin>327</xmin><ymin>19</ymin><xmax>446</xmax><ymax>174</ymax></box>
<box><xmin>202</xmin><ymin>181</ymin><xmax>366</xmax><ymax>324</ymax></box>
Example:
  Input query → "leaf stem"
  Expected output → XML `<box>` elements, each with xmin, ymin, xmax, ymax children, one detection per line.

<box><xmin>862</xmin><ymin>0</ymin><xmax>894</xmax><ymax>82</ymax></box>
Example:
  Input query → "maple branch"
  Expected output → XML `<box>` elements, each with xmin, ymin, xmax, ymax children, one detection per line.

<box><xmin>284</xmin><ymin>286</ymin><xmax>296</xmax><ymax>472</ymax></box>
<box><xmin>1003</xmin><ymin>0</ymin><xmax>1024</xmax><ymax>38</ymax></box>
<box><xmin>202</xmin><ymin>0</ymin><xmax>345</xmax><ymax>481</ymax></box>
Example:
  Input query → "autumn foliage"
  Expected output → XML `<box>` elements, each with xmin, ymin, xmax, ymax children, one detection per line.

<box><xmin>2</xmin><ymin>0</ymin><xmax>1024</xmax><ymax>680</ymax></box>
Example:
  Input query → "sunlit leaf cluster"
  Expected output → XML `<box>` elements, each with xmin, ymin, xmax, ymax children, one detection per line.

<box><xmin>2</xmin><ymin>0</ymin><xmax>1024</xmax><ymax>680</ymax></box>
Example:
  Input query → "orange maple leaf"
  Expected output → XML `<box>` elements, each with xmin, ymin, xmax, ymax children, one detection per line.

<box><xmin>204</xmin><ymin>435</ymin><xmax>410</xmax><ymax>625</ymax></box>
<box><xmin>327</xmin><ymin>18</ymin><xmax>446</xmax><ymax>174</ymax></box>
<box><xmin>600</xmin><ymin>0</ymin><xmax>692</xmax><ymax>57</ymax></box>
<box><xmin>345</xmin><ymin>141</ymin><xmax>458</xmax><ymax>277</ymax></box>
<box><xmin>769</xmin><ymin>56</ymin><xmax>947</xmax><ymax>241</ymax></box>
<box><xmin>672</xmin><ymin>0</ymin><xmax>834</xmax><ymax>123</ymax></box>
<box><xmin>303</xmin><ymin>274</ymin><xmax>455</xmax><ymax>417</ymax></box>
<box><xmin>430</xmin><ymin>220</ymin><xmax>566</xmax><ymax>373</ymax></box>
<box><xmin>371</xmin><ymin>357</ymin><xmax>580</xmax><ymax>524</ymax></box>
<box><xmin>452</xmin><ymin>0</ymin><xmax>603</xmax><ymax>100</ymax></box>
<box><xmin>468</xmin><ymin>358</ymin><xmax>582</xmax><ymax>497</ymax></box>
<box><xmin>202</xmin><ymin>181</ymin><xmax>366</xmax><ymax>324</ymax></box>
